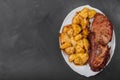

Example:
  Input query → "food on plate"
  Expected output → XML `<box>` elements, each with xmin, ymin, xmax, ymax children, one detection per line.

<box><xmin>89</xmin><ymin>13</ymin><xmax>113</xmax><ymax>71</ymax></box>
<box><xmin>91</xmin><ymin>13</ymin><xmax>113</xmax><ymax>45</ymax></box>
<box><xmin>59</xmin><ymin>5</ymin><xmax>115</xmax><ymax>77</ymax></box>
<box><xmin>72</xmin><ymin>7</ymin><xmax>96</xmax><ymax>29</ymax></box>
<box><xmin>59</xmin><ymin>6</ymin><xmax>113</xmax><ymax>72</ymax></box>
<box><xmin>88</xmin><ymin>9</ymin><xmax>96</xmax><ymax>18</ymax></box>
<box><xmin>59</xmin><ymin>8</ymin><xmax>96</xmax><ymax>65</ymax></box>
<box><xmin>69</xmin><ymin>53</ymin><xmax>89</xmax><ymax>65</ymax></box>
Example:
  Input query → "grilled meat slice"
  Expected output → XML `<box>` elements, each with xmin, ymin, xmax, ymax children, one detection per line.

<box><xmin>89</xmin><ymin>13</ymin><xmax>113</xmax><ymax>71</ymax></box>
<box><xmin>89</xmin><ymin>33</ymin><xmax>110</xmax><ymax>71</ymax></box>
<box><xmin>92</xmin><ymin>13</ymin><xmax>113</xmax><ymax>45</ymax></box>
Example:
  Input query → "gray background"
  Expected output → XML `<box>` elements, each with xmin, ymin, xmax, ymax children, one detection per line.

<box><xmin>0</xmin><ymin>0</ymin><xmax>119</xmax><ymax>80</ymax></box>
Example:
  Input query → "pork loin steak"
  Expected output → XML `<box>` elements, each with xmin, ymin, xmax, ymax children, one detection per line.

<box><xmin>89</xmin><ymin>13</ymin><xmax>113</xmax><ymax>71</ymax></box>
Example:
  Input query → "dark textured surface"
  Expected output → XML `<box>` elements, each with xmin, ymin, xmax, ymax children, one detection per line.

<box><xmin>0</xmin><ymin>0</ymin><xmax>119</xmax><ymax>80</ymax></box>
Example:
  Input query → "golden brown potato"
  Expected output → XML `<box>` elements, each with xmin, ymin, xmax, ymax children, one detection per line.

<box><xmin>69</xmin><ymin>54</ymin><xmax>76</xmax><ymax>62</ymax></box>
<box><xmin>76</xmin><ymin>40</ymin><xmax>84</xmax><ymax>48</ymax></box>
<box><xmin>72</xmin><ymin>24</ymin><xmax>82</xmax><ymax>36</ymax></box>
<box><xmin>65</xmin><ymin>47</ymin><xmax>74</xmax><ymax>55</ymax></box>
<box><xmin>74</xmin><ymin>57</ymin><xmax>83</xmax><ymax>65</ymax></box>
<box><xmin>70</xmin><ymin>37</ymin><xmax>76</xmax><ymax>47</ymax></box>
<box><xmin>60</xmin><ymin>42</ymin><xmax>71</xmax><ymax>49</ymax></box>
<box><xmin>83</xmin><ymin>38</ymin><xmax>90</xmax><ymax>51</ymax></box>
<box><xmin>79</xmin><ymin>53</ymin><xmax>89</xmax><ymax>64</ymax></box>
<box><xmin>72</xmin><ymin>14</ymin><xmax>81</xmax><ymax>24</ymax></box>
<box><xmin>74</xmin><ymin>34</ymin><xmax>82</xmax><ymax>41</ymax></box>
<box><xmin>62</xmin><ymin>25</ymin><xmax>73</xmax><ymax>37</ymax></box>
<box><xmin>88</xmin><ymin>9</ymin><xmax>96</xmax><ymax>18</ymax></box>
<box><xmin>82</xmin><ymin>35</ymin><xmax>87</xmax><ymax>38</ymax></box>
<box><xmin>67</xmin><ymin>28</ymin><xmax>74</xmax><ymax>37</ymax></box>
<box><xmin>75</xmin><ymin>45</ymin><xmax>85</xmax><ymax>53</ymax></box>
<box><xmin>80</xmin><ymin>18</ymin><xmax>89</xmax><ymax>29</ymax></box>
<box><xmin>82</xmin><ymin>28</ymin><xmax>90</xmax><ymax>36</ymax></box>
<box><xmin>59</xmin><ymin>33</ymin><xmax>70</xmax><ymax>44</ymax></box>
<box><xmin>79</xmin><ymin>7</ymin><xmax>89</xmax><ymax>18</ymax></box>
<box><xmin>62</xmin><ymin>25</ymin><xmax>71</xmax><ymax>33</ymax></box>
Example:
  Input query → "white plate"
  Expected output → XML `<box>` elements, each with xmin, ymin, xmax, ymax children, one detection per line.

<box><xmin>59</xmin><ymin>5</ymin><xmax>116</xmax><ymax>77</ymax></box>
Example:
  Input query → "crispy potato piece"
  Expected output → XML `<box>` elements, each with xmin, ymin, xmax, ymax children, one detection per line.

<box><xmin>78</xmin><ymin>53</ymin><xmax>89</xmax><ymax>64</ymax></box>
<box><xmin>79</xmin><ymin>7</ymin><xmax>89</xmax><ymax>18</ymax></box>
<box><xmin>65</xmin><ymin>47</ymin><xmax>74</xmax><ymax>55</ymax></box>
<box><xmin>82</xmin><ymin>28</ymin><xmax>90</xmax><ymax>36</ymax></box>
<box><xmin>88</xmin><ymin>9</ymin><xmax>96</xmax><ymax>18</ymax></box>
<box><xmin>83</xmin><ymin>38</ymin><xmax>90</xmax><ymax>51</ymax></box>
<box><xmin>59</xmin><ymin>33</ymin><xmax>70</xmax><ymax>44</ymax></box>
<box><xmin>60</xmin><ymin>42</ymin><xmax>71</xmax><ymax>49</ymax></box>
<box><xmin>62</xmin><ymin>25</ymin><xmax>73</xmax><ymax>37</ymax></box>
<box><xmin>69</xmin><ymin>54</ymin><xmax>76</xmax><ymax>62</ymax></box>
<box><xmin>72</xmin><ymin>24</ymin><xmax>82</xmax><ymax>36</ymax></box>
<box><xmin>70</xmin><ymin>37</ymin><xmax>76</xmax><ymax>46</ymax></box>
<box><xmin>80</xmin><ymin>18</ymin><xmax>89</xmax><ymax>29</ymax></box>
<box><xmin>62</xmin><ymin>25</ymin><xmax>71</xmax><ymax>33</ymax></box>
<box><xmin>74</xmin><ymin>34</ymin><xmax>82</xmax><ymax>41</ymax></box>
<box><xmin>72</xmin><ymin>14</ymin><xmax>81</xmax><ymax>24</ymax></box>
<box><xmin>74</xmin><ymin>57</ymin><xmax>83</xmax><ymax>65</ymax></box>
<box><xmin>74</xmin><ymin>53</ymin><xmax>89</xmax><ymax>65</ymax></box>
<box><xmin>67</xmin><ymin>28</ymin><xmax>74</xmax><ymax>37</ymax></box>
<box><xmin>82</xmin><ymin>53</ymin><xmax>89</xmax><ymax>64</ymax></box>
<box><xmin>82</xmin><ymin>35</ymin><xmax>87</xmax><ymax>38</ymax></box>
<box><xmin>76</xmin><ymin>40</ymin><xmax>84</xmax><ymax>48</ymax></box>
<box><xmin>75</xmin><ymin>45</ymin><xmax>85</xmax><ymax>53</ymax></box>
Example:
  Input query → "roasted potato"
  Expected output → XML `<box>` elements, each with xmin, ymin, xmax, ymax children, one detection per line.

<box><xmin>65</xmin><ymin>47</ymin><xmax>74</xmax><ymax>55</ymax></box>
<box><xmin>59</xmin><ymin>33</ymin><xmax>70</xmax><ymax>44</ymax></box>
<box><xmin>75</xmin><ymin>45</ymin><xmax>85</xmax><ymax>53</ymax></box>
<box><xmin>60</xmin><ymin>42</ymin><xmax>71</xmax><ymax>49</ymax></box>
<box><xmin>81</xmin><ymin>53</ymin><xmax>89</xmax><ymax>64</ymax></box>
<box><xmin>76</xmin><ymin>53</ymin><xmax>89</xmax><ymax>64</ymax></box>
<box><xmin>82</xmin><ymin>28</ymin><xmax>90</xmax><ymax>36</ymax></box>
<box><xmin>72</xmin><ymin>24</ymin><xmax>82</xmax><ymax>36</ymax></box>
<box><xmin>74</xmin><ymin>57</ymin><xmax>83</xmax><ymax>65</ymax></box>
<box><xmin>70</xmin><ymin>37</ymin><xmax>76</xmax><ymax>46</ymax></box>
<box><xmin>59</xmin><ymin>7</ymin><xmax>97</xmax><ymax>66</ymax></box>
<box><xmin>88</xmin><ymin>9</ymin><xmax>96</xmax><ymax>18</ymax></box>
<box><xmin>69</xmin><ymin>54</ymin><xmax>76</xmax><ymax>62</ymax></box>
<box><xmin>72</xmin><ymin>14</ymin><xmax>81</xmax><ymax>24</ymax></box>
<box><xmin>79</xmin><ymin>7</ymin><xmax>89</xmax><ymax>18</ymax></box>
<box><xmin>76</xmin><ymin>40</ymin><xmax>84</xmax><ymax>48</ymax></box>
<box><xmin>80</xmin><ymin>18</ymin><xmax>89</xmax><ymax>29</ymax></box>
<box><xmin>74</xmin><ymin>34</ymin><xmax>82</xmax><ymax>41</ymax></box>
<box><xmin>83</xmin><ymin>38</ymin><xmax>90</xmax><ymax>51</ymax></box>
<box><xmin>62</xmin><ymin>25</ymin><xmax>73</xmax><ymax>37</ymax></box>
